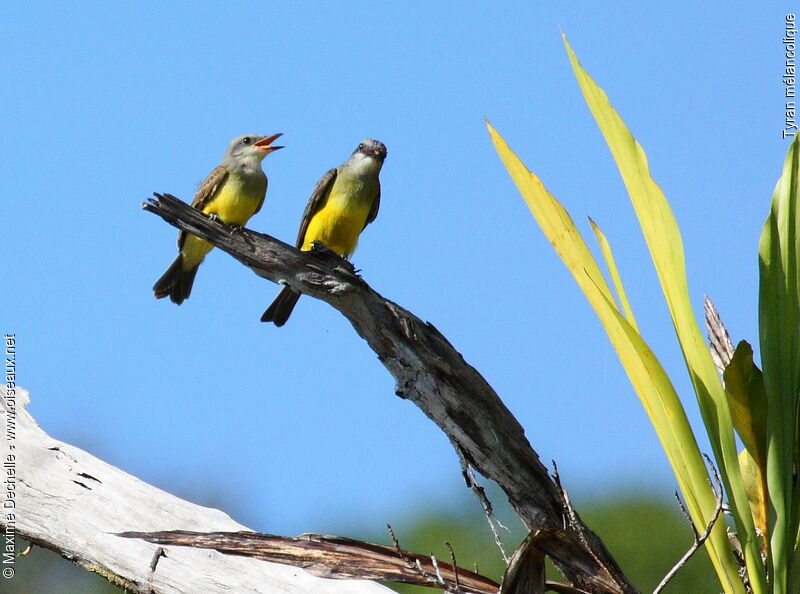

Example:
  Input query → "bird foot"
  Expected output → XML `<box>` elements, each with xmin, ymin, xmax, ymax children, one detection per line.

<box><xmin>309</xmin><ymin>241</ymin><xmax>356</xmax><ymax>273</ymax></box>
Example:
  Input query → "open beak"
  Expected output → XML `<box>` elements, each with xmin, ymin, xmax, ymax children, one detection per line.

<box><xmin>255</xmin><ymin>133</ymin><xmax>284</xmax><ymax>153</ymax></box>
<box><xmin>363</xmin><ymin>145</ymin><xmax>384</xmax><ymax>157</ymax></box>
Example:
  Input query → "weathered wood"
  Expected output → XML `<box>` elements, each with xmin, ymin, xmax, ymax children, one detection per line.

<box><xmin>1</xmin><ymin>388</ymin><xmax>392</xmax><ymax>593</ymax></box>
<box><xmin>141</xmin><ymin>193</ymin><xmax>639</xmax><ymax>593</ymax></box>
<box><xmin>118</xmin><ymin>530</ymin><xmax>501</xmax><ymax>593</ymax></box>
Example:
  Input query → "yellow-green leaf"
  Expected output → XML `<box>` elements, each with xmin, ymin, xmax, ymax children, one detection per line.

<box><xmin>562</xmin><ymin>32</ymin><xmax>762</xmax><ymax>593</ymax></box>
<box><xmin>588</xmin><ymin>217</ymin><xmax>638</xmax><ymax>332</ymax></box>
<box><xmin>758</xmin><ymin>134</ymin><xmax>800</xmax><ymax>592</ymax></box>
<box><xmin>739</xmin><ymin>448</ymin><xmax>769</xmax><ymax>541</ymax></box>
<box><xmin>487</xmin><ymin>121</ymin><xmax>744</xmax><ymax>594</ymax></box>
<box><xmin>724</xmin><ymin>341</ymin><xmax>767</xmax><ymax>471</ymax></box>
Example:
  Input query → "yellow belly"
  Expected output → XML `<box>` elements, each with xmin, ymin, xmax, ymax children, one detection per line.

<box><xmin>203</xmin><ymin>181</ymin><xmax>262</xmax><ymax>226</ymax></box>
<box><xmin>182</xmin><ymin>180</ymin><xmax>263</xmax><ymax>269</ymax></box>
<box><xmin>301</xmin><ymin>193</ymin><xmax>373</xmax><ymax>256</ymax></box>
<box><xmin>181</xmin><ymin>234</ymin><xmax>214</xmax><ymax>269</ymax></box>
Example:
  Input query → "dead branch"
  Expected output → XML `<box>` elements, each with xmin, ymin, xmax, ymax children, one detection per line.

<box><xmin>457</xmin><ymin>447</ymin><xmax>511</xmax><ymax>563</ymax></box>
<box><xmin>501</xmin><ymin>529</ymin><xmax>603</xmax><ymax>594</ymax></box>
<box><xmin>143</xmin><ymin>193</ymin><xmax>638</xmax><ymax>592</ymax></box>
<box><xmin>118</xmin><ymin>530</ymin><xmax>500</xmax><ymax>594</ymax></box>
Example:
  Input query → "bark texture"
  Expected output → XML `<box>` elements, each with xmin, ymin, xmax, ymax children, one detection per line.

<box><xmin>139</xmin><ymin>193</ymin><xmax>638</xmax><ymax>593</ymax></box>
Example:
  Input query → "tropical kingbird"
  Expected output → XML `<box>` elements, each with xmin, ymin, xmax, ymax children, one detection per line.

<box><xmin>153</xmin><ymin>133</ymin><xmax>283</xmax><ymax>304</ymax></box>
<box><xmin>261</xmin><ymin>138</ymin><xmax>387</xmax><ymax>326</ymax></box>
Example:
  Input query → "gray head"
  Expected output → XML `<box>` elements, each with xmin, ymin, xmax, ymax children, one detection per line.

<box><xmin>224</xmin><ymin>133</ymin><xmax>284</xmax><ymax>163</ymax></box>
<box><xmin>352</xmin><ymin>138</ymin><xmax>387</xmax><ymax>162</ymax></box>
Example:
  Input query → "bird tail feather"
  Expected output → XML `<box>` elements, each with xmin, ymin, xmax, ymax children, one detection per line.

<box><xmin>261</xmin><ymin>287</ymin><xmax>301</xmax><ymax>326</ymax></box>
<box><xmin>153</xmin><ymin>254</ymin><xmax>198</xmax><ymax>305</ymax></box>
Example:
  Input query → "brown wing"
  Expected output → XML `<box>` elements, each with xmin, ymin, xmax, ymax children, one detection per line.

<box><xmin>294</xmin><ymin>168</ymin><xmax>337</xmax><ymax>248</ymax></box>
<box><xmin>191</xmin><ymin>165</ymin><xmax>229</xmax><ymax>209</ymax></box>
<box><xmin>177</xmin><ymin>165</ymin><xmax>229</xmax><ymax>249</ymax></box>
<box><xmin>252</xmin><ymin>176</ymin><xmax>268</xmax><ymax>217</ymax></box>
<box><xmin>363</xmin><ymin>181</ymin><xmax>380</xmax><ymax>230</ymax></box>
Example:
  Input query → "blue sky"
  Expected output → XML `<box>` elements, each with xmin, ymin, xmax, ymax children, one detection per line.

<box><xmin>2</xmin><ymin>3</ymin><xmax>791</xmax><ymax>537</ymax></box>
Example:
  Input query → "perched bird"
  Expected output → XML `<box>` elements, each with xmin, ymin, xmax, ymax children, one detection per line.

<box><xmin>261</xmin><ymin>138</ymin><xmax>387</xmax><ymax>326</ymax></box>
<box><xmin>153</xmin><ymin>133</ymin><xmax>283</xmax><ymax>304</ymax></box>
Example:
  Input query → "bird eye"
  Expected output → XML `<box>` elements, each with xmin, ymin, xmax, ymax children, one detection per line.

<box><xmin>358</xmin><ymin>143</ymin><xmax>364</xmax><ymax>150</ymax></box>
<box><xmin>243</xmin><ymin>137</ymin><xmax>251</xmax><ymax>144</ymax></box>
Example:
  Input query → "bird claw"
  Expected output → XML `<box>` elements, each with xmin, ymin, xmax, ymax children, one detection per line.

<box><xmin>309</xmin><ymin>241</ymin><xmax>342</xmax><ymax>262</ymax></box>
<box><xmin>308</xmin><ymin>241</ymin><xmax>356</xmax><ymax>273</ymax></box>
<box><xmin>336</xmin><ymin>262</ymin><xmax>357</xmax><ymax>274</ymax></box>
<box><xmin>309</xmin><ymin>240</ymin><xmax>336</xmax><ymax>257</ymax></box>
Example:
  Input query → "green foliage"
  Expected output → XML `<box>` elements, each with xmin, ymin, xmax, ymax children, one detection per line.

<box><xmin>487</xmin><ymin>105</ymin><xmax>745</xmax><ymax>591</ymax></box>
<box><xmin>581</xmin><ymin>495</ymin><xmax>717</xmax><ymax>593</ymax></box>
<box><xmin>759</xmin><ymin>135</ymin><xmax>800</xmax><ymax>594</ymax></box>
<box><xmin>381</xmin><ymin>491</ymin><xmax>716</xmax><ymax>594</ymax></box>
<box><xmin>489</xmin><ymin>31</ymin><xmax>800</xmax><ymax>594</ymax></box>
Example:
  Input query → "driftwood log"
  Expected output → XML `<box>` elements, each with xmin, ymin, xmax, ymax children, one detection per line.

<box><xmin>1</xmin><ymin>388</ymin><xmax>393</xmax><ymax>593</ymax></box>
